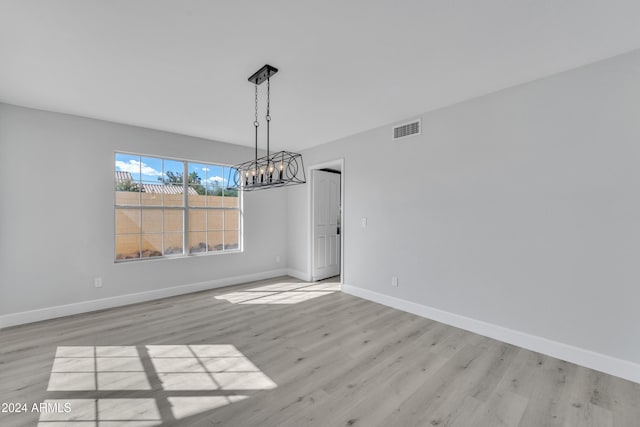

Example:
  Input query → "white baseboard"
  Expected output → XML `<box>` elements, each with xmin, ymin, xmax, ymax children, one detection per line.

<box><xmin>342</xmin><ymin>284</ymin><xmax>640</xmax><ymax>384</ymax></box>
<box><xmin>0</xmin><ymin>269</ymin><xmax>288</xmax><ymax>329</ymax></box>
<box><xmin>287</xmin><ymin>269</ymin><xmax>312</xmax><ymax>282</ymax></box>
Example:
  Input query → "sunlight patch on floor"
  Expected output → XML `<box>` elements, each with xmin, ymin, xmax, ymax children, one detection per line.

<box><xmin>148</xmin><ymin>344</ymin><xmax>276</xmax><ymax>391</ymax></box>
<box><xmin>38</xmin><ymin>398</ymin><xmax>161</xmax><ymax>426</ymax></box>
<box><xmin>215</xmin><ymin>281</ymin><xmax>341</xmax><ymax>304</ymax></box>
<box><xmin>40</xmin><ymin>345</ymin><xmax>273</xmax><ymax>425</ymax></box>
<box><xmin>48</xmin><ymin>346</ymin><xmax>151</xmax><ymax>391</ymax></box>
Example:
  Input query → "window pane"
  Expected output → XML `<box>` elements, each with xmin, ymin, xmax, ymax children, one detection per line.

<box><xmin>185</xmin><ymin>163</ymin><xmax>206</xmax><ymax>203</ymax></box>
<box><xmin>189</xmin><ymin>232</ymin><xmax>207</xmax><ymax>253</ymax></box>
<box><xmin>140</xmin><ymin>156</ymin><xmax>164</xmax><ymax>182</ymax></box>
<box><xmin>224</xmin><ymin>230</ymin><xmax>239</xmax><ymax>250</ymax></box>
<box><xmin>206</xmin><ymin>192</ymin><xmax>223</xmax><ymax>207</ymax></box>
<box><xmin>189</xmin><ymin>210</ymin><xmax>205</xmax><ymax>231</ymax></box>
<box><xmin>188</xmin><ymin>163</ymin><xmax>207</xmax><ymax>176</ymax></box>
<box><xmin>223</xmin><ymin>167</ymin><xmax>239</xmax><ymax>207</ymax></box>
<box><xmin>164</xmin><ymin>184</ymin><xmax>185</xmax><ymax>207</ymax></box>
<box><xmin>223</xmin><ymin>189</ymin><xmax>239</xmax><ymax>207</ymax></box>
<box><xmin>115</xmin><ymin>208</ymin><xmax>140</xmax><ymax>235</ymax></box>
<box><xmin>115</xmin><ymin>153</ymin><xmax>142</xmax><ymax>182</ymax></box>
<box><xmin>139</xmin><ymin>157</ymin><xmax>172</xmax><ymax>207</ymax></box>
<box><xmin>164</xmin><ymin>159</ymin><xmax>184</xmax><ymax>184</ymax></box>
<box><xmin>164</xmin><ymin>232</ymin><xmax>183</xmax><ymax>255</ymax></box>
<box><xmin>115</xmin><ymin>154</ymin><xmax>142</xmax><ymax>206</ymax></box>
<box><xmin>141</xmin><ymin>187</ymin><xmax>162</xmax><ymax>206</ymax></box>
<box><xmin>116</xmin><ymin>235</ymin><xmax>140</xmax><ymax>260</ymax></box>
<box><xmin>224</xmin><ymin>210</ymin><xmax>240</xmax><ymax>231</ymax></box>
<box><xmin>207</xmin><ymin>210</ymin><xmax>223</xmax><ymax>231</ymax></box>
<box><xmin>115</xmin><ymin>187</ymin><xmax>140</xmax><ymax>205</ymax></box>
<box><xmin>189</xmin><ymin>185</ymin><xmax>206</xmax><ymax>207</ymax></box>
<box><xmin>207</xmin><ymin>231</ymin><xmax>224</xmax><ymax>252</ymax></box>
<box><xmin>141</xmin><ymin>234</ymin><xmax>162</xmax><ymax>258</ymax></box>
<box><xmin>188</xmin><ymin>163</ymin><xmax>207</xmax><ymax>193</ymax></box>
<box><xmin>141</xmin><ymin>209</ymin><xmax>162</xmax><ymax>234</ymax></box>
<box><xmin>205</xmin><ymin>165</ymin><xmax>225</xmax><ymax>194</ymax></box>
<box><xmin>164</xmin><ymin>210</ymin><xmax>183</xmax><ymax>233</ymax></box>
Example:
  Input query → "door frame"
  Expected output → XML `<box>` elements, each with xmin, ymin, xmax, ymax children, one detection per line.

<box><xmin>309</xmin><ymin>158</ymin><xmax>345</xmax><ymax>283</ymax></box>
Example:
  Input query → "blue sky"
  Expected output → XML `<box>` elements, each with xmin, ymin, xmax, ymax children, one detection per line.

<box><xmin>115</xmin><ymin>153</ymin><xmax>228</xmax><ymax>186</ymax></box>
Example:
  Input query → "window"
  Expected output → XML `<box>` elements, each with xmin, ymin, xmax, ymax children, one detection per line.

<box><xmin>114</xmin><ymin>153</ymin><xmax>240</xmax><ymax>261</ymax></box>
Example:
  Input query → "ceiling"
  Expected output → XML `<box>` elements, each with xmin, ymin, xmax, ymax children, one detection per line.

<box><xmin>1</xmin><ymin>1</ymin><xmax>640</xmax><ymax>151</ymax></box>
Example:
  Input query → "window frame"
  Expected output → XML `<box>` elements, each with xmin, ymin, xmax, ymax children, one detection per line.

<box><xmin>114</xmin><ymin>152</ymin><xmax>242</xmax><ymax>262</ymax></box>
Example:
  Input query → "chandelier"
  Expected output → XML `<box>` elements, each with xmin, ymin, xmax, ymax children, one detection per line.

<box><xmin>227</xmin><ymin>64</ymin><xmax>306</xmax><ymax>191</ymax></box>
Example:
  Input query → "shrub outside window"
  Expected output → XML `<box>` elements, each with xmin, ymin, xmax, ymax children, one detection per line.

<box><xmin>114</xmin><ymin>153</ymin><xmax>241</xmax><ymax>261</ymax></box>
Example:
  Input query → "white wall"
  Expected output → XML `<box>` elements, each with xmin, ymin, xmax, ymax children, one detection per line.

<box><xmin>288</xmin><ymin>49</ymin><xmax>640</xmax><ymax>375</ymax></box>
<box><xmin>0</xmin><ymin>104</ymin><xmax>288</xmax><ymax>322</ymax></box>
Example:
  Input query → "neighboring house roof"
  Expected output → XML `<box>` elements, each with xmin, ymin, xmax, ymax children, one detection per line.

<box><xmin>115</xmin><ymin>170</ymin><xmax>198</xmax><ymax>195</ymax></box>
<box><xmin>141</xmin><ymin>183</ymin><xmax>198</xmax><ymax>195</ymax></box>
<box><xmin>115</xmin><ymin>171</ymin><xmax>133</xmax><ymax>182</ymax></box>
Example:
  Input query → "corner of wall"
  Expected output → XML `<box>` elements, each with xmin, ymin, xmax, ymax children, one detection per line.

<box><xmin>287</xmin><ymin>269</ymin><xmax>312</xmax><ymax>282</ymax></box>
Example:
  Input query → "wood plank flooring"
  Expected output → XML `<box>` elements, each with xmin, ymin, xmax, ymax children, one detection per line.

<box><xmin>1</xmin><ymin>276</ymin><xmax>639</xmax><ymax>426</ymax></box>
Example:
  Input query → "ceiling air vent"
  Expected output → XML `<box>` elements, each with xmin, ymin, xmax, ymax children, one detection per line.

<box><xmin>393</xmin><ymin>119</ymin><xmax>421</xmax><ymax>140</ymax></box>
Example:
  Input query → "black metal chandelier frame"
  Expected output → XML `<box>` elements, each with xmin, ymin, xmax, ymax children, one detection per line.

<box><xmin>227</xmin><ymin>64</ymin><xmax>306</xmax><ymax>191</ymax></box>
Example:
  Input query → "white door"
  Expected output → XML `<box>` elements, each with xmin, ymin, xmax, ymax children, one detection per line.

<box><xmin>312</xmin><ymin>170</ymin><xmax>341</xmax><ymax>281</ymax></box>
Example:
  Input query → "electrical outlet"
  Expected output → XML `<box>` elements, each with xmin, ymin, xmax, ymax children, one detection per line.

<box><xmin>275</xmin><ymin>255</ymin><xmax>281</xmax><ymax>263</ymax></box>
<box><xmin>391</xmin><ymin>276</ymin><xmax>398</xmax><ymax>287</ymax></box>
<box><xmin>361</xmin><ymin>217</ymin><xmax>367</xmax><ymax>228</ymax></box>
<box><xmin>94</xmin><ymin>277</ymin><xmax>103</xmax><ymax>288</ymax></box>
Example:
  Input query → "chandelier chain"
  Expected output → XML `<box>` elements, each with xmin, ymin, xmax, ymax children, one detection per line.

<box><xmin>266</xmin><ymin>77</ymin><xmax>270</xmax><ymax>119</ymax></box>
<box><xmin>254</xmin><ymin>84</ymin><xmax>259</xmax><ymax>127</ymax></box>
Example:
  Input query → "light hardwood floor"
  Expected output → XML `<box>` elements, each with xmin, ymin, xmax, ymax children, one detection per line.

<box><xmin>1</xmin><ymin>276</ymin><xmax>639</xmax><ymax>427</ymax></box>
